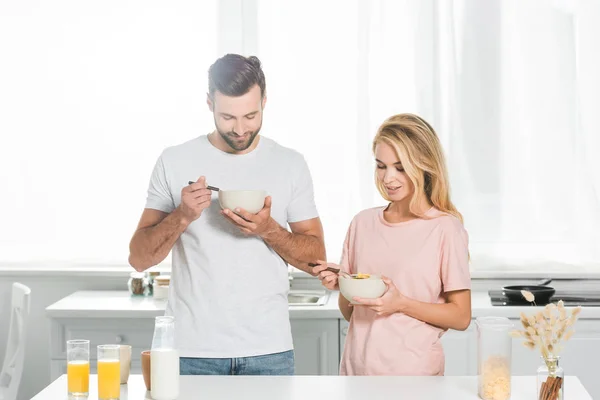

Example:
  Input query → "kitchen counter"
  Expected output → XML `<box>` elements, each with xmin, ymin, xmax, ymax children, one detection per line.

<box><xmin>45</xmin><ymin>290</ymin><xmax>600</xmax><ymax>320</ymax></box>
<box><xmin>45</xmin><ymin>290</ymin><xmax>345</xmax><ymax>379</ymax></box>
<box><xmin>32</xmin><ymin>374</ymin><xmax>592</xmax><ymax>400</ymax></box>
<box><xmin>44</xmin><ymin>291</ymin><xmax>600</xmax><ymax>398</ymax></box>
<box><xmin>46</xmin><ymin>290</ymin><xmax>344</xmax><ymax>319</ymax></box>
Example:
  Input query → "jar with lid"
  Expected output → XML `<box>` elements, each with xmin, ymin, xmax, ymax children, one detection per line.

<box><xmin>128</xmin><ymin>272</ymin><xmax>150</xmax><ymax>296</ymax></box>
<box><xmin>154</xmin><ymin>275</ymin><xmax>170</xmax><ymax>288</ymax></box>
<box><xmin>476</xmin><ymin>316</ymin><xmax>513</xmax><ymax>400</ymax></box>
<box><xmin>153</xmin><ymin>275</ymin><xmax>171</xmax><ymax>301</ymax></box>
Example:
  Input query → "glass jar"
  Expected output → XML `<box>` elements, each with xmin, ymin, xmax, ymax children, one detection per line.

<box><xmin>147</xmin><ymin>271</ymin><xmax>160</xmax><ymax>295</ymax></box>
<box><xmin>476</xmin><ymin>316</ymin><xmax>513</xmax><ymax>400</ymax></box>
<box><xmin>537</xmin><ymin>356</ymin><xmax>564</xmax><ymax>400</ymax></box>
<box><xmin>127</xmin><ymin>272</ymin><xmax>149</xmax><ymax>296</ymax></box>
<box><xmin>153</xmin><ymin>275</ymin><xmax>170</xmax><ymax>300</ymax></box>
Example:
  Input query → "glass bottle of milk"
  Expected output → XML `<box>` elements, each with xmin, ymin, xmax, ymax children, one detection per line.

<box><xmin>150</xmin><ymin>316</ymin><xmax>179</xmax><ymax>400</ymax></box>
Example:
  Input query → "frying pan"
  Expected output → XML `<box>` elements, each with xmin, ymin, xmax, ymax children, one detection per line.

<box><xmin>502</xmin><ymin>278</ymin><xmax>554</xmax><ymax>304</ymax></box>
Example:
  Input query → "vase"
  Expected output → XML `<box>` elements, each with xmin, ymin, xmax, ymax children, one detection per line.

<box><xmin>537</xmin><ymin>356</ymin><xmax>564</xmax><ymax>400</ymax></box>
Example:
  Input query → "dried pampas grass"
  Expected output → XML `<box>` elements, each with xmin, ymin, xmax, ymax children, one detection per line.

<box><xmin>510</xmin><ymin>291</ymin><xmax>581</xmax><ymax>360</ymax></box>
<box><xmin>508</xmin><ymin>290</ymin><xmax>582</xmax><ymax>400</ymax></box>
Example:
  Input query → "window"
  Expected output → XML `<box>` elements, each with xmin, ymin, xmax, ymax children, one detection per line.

<box><xmin>0</xmin><ymin>0</ymin><xmax>218</xmax><ymax>264</ymax></box>
<box><xmin>1</xmin><ymin>0</ymin><xmax>599</xmax><ymax>271</ymax></box>
<box><xmin>257</xmin><ymin>0</ymin><xmax>600</xmax><ymax>270</ymax></box>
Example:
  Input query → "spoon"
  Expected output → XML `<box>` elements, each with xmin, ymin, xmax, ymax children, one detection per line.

<box><xmin>308</xmin><ymin>263</ymin><xmax>352</xmax><ymax>278</ymax></box>
<box><xmin>188</xmin><ymin>181</ymin><xmax>220</xmax><ymax>192</ymax></box>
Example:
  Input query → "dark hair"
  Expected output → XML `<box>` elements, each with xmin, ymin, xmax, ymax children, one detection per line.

<box><xmin>208</xmin><ymin>54</ymin><xmax>266</xmax><ymax>99</ymax></box>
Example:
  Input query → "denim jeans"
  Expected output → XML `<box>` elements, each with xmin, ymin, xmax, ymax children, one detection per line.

<box><xmin>180</xmin><ymin>350</ymin><xmax>295</xmax><ymax>375</ymax></box>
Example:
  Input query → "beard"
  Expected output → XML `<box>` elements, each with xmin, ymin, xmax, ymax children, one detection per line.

<box><xmin>214</xmin><ymin>118</ymin><xmax>262</xmax><ymax>152</ymax></box>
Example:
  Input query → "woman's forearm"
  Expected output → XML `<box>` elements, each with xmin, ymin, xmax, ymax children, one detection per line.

<box><xmin>400</xmin><ymin>296</ymin><xmax>471</xmax><ymax>331</ymax></box>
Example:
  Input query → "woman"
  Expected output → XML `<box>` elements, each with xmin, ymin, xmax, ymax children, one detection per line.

<box><xmin>313</xmin><ymin>113</ymin><xmax>471</xmax><ymax>376</ymax></box>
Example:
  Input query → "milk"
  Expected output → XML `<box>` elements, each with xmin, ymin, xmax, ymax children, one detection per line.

<box><xmin>150</xmin><ymin>348</ymin><xmax>179</xmax><ymax>400</ymax></box>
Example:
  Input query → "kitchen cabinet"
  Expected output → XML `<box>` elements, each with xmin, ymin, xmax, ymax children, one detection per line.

<box><xmin>339</xmin><ymin>319</ymin><xmax>348</xmax><ymax>361</ymax></box>
<box><xmin>290</xmin><ymin>319</ymin><xmax>340</xmax><ymax>375</ymax></box>
<box><xmin>46</xmin><ymin>291</ymin><xmax>344</xmax><ymax>380</ymax></box>
<box><xmin>49</xmin><ymin>317</ymin><xmax>153</xmax><ymax>380</ymax></box>
<box><xmin>441</xmin><ymin>322</ymin><xmax>476</xmax><ymax>376</ymax></box>
<box><xmin>49</xmin><ymin>317</ymin><xmax>341</xmax><ymax>380</ymax></box>
<box><xmin>46</xmin><ymin>290</ymin><xmax>600</xmax><ymax>399</ymax></box>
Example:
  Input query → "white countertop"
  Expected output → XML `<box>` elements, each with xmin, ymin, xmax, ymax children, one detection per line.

<box><xmin>45</xmin><ymin>290</ymin><xmax>600</xmax><ymax>320</ymax></box>
<box><xmin>46</xmin><ymin>290</ymin><xmax>344</xmax><ymax>319</ymax></box>
<box><xmin>32</xmin><ymin>374</ymin><xmax>592</xmax><ymax>400</ymax></box>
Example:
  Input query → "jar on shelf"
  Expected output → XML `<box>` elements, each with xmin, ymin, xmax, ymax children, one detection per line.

<box><xmin>147</xmin><ymin>271</ymin><xmax>160</xmax><ymax>295</ymax></box>
<box><xmin>153</xmin><ymin>275</ymin><xmax>171</xmax><ymax>300</ymax></box>
<box><xmin>128</xmin><ymin>272</ymin><xmax>150</xmax><ymax>296</ymax></box>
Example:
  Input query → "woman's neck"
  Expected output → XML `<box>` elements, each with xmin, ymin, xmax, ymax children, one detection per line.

<box><xmin>385</xmin><ymin>198</ymin><xmax>432</xmax><ymax>222</ymax></box>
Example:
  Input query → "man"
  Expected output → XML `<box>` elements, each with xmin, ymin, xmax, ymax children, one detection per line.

<box><xmin>128</xmin><ymin>54</ymin><xmax>325</xmax><ymax>375</ymax></box>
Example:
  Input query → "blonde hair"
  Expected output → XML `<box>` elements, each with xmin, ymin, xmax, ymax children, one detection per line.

<box><xmin>373</xmin><ymin>113</ymin><xmax>464</xmax><ymax>224</ymax></box>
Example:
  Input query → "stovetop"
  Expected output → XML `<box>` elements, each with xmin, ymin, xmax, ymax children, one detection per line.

<box><xmin>488</xmin><ymin>289</ymin><xmax>600</xmax><ymax>306</ymax></box>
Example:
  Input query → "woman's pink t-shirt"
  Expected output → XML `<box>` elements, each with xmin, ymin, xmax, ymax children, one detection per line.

<box><xmin>339</xmin><ymin>206</ymin><xmax>471</xmax><ymax>376</ymax></box>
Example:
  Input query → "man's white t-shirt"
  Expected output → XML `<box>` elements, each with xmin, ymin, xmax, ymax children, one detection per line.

<box><xmin>145</xmin><ymin>134</ymin><xmax>319</xmax><ymax>358</ymax></box>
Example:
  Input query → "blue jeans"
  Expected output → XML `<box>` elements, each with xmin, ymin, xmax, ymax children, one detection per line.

<box><xmin>180</xmin><ymin>350</ymin><xmax>295</xmax><ymax>375</ymax></box>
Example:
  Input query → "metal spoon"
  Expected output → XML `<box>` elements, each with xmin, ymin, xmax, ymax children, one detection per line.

<box><xmin>188</xmin><ymin>181</ymin><xmax>220</xmax><ymax>192</ymax></box>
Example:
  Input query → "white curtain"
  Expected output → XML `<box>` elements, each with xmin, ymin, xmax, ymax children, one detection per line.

<box><xmin>0</xmin><ymin>0</ymin><xmax>218</xmax><ymax>264</ymax></box>
<box><xmin>257</xmin><ymin>0</ymin><xmax>600</xmax><ymax>270</ymax></box>
<box><xmin>1</xmin><ymin>0</ymin><xmax>598</xmax><ymax>270</ymax></box>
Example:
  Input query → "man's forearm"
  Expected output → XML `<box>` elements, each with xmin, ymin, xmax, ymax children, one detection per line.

<box><xmin>261</xmin><ymin>219</ymin><xmax>325</xmax><ymax>275</ymax></box>
<box><xmin>129</xmin><ymin>208</ymin><xmax>190</xmax><ymax>271</ymax></box>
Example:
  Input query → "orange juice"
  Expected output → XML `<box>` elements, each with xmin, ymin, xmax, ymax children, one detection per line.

<box><xmin>67</xmin><ymin>360</ymin><xmax>89</xmax><ymax>394</ymax></box>
<box><xmin>98</xmin><ymin>359</ymin><xmax>120</xmax><ymax>399</ymax></box>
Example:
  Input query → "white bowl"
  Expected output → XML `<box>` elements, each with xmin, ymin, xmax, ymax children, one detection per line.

<box><xmin>339</xmin><ymin>274</ymin><xmax>386</xmax><ymax>304</ymax></box>
<box><xmin>219</xmin><ymin>190</ymin><xmax>267</xmax><ymax>214</ymax></box>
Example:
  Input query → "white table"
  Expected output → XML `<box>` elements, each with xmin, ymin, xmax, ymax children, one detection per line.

<box><xmin>32</xmin><ymin>374</ymin><xmax>592</xmax><ymax>400</ymax></box>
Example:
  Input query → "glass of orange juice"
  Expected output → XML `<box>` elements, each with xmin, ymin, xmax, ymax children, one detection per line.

<box><xmin>67</xmin><ymin>339</ymin><xmax>90</xmax><ymax>398</ymax></box>
<box><xmin>97</xmin><ymin>345</ymin><xmax>120</xmax><ymax>400</ymax></box>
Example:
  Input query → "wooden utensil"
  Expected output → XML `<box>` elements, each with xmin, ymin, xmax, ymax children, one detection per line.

<box><xmin>308</xmin><ymin>263</ymin><xmax>352</xmax><ymax>277</ymax></box>
<box><xmin>188</xmin><ymin>181</ymin><xmax>220</xmax><ymax>192</ymax></box>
